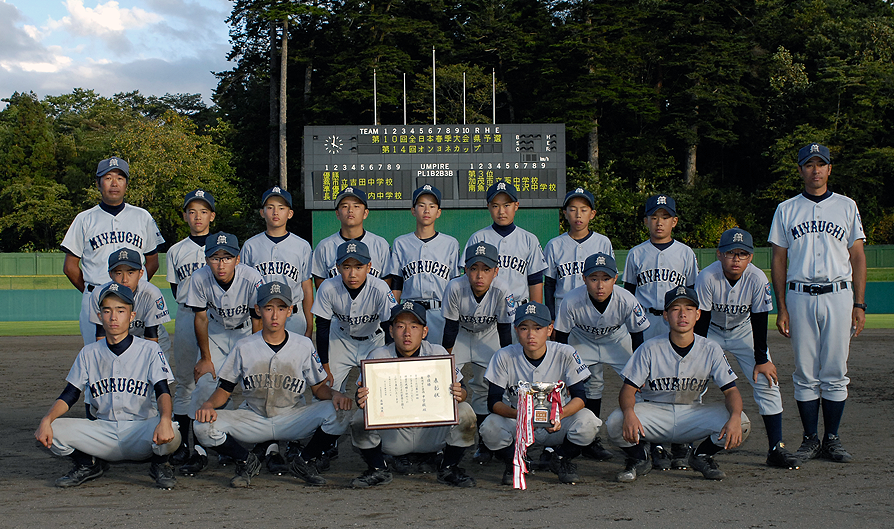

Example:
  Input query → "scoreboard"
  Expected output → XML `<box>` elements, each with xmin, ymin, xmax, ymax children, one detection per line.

<box><xmin>303</xmin><ymin>124</ymin><xmax>566</xmax><ymax>209</ymax></box>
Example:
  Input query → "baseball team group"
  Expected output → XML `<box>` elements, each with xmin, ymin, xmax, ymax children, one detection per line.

<box><xmin>34</xmin><ymin>141</ymin><xmax>866</xmax><ymax>491</ymax></box>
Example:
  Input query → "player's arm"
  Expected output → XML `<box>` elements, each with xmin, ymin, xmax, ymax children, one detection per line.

<box><xmin>751</xmin><ymin>311</ymin><xmax>777</xmax><ymax>385</ymax></box>
<box><xmin>315</xmin><ymin>316</ymin><xmax>334</xmax><ymax>386</ymax></box>
<box><xmin>528</xmin><ymin>273</ymin><xmax>544</xmax><ymax>304</ymax></box>
<box><xmin>623</xmin><ymin>282</ymin><xmax>636</xmax><ymax>295</ymax></box>
<box><xmin>770</xmin><ymin>244</ymin><xmax>790</xmax><ymax>337</ymax></box>
<box><xmin>488</xmin><ymin>382</ymin><xmax>517</xmax><ymax>419</ymax></box>
<box><xmin>849</xmin><ymin>239</ymin><xmax>867</xmax><ymax>337</ymax></box>
<box><xmin>313</xmin><ymin>276</ymin><xmax>325</xmax><ymax>289</ymax></box>
<box><xmin>719</xmin><ymin>384</ymin><xmax>744</xmax><ymax>449</ymax></box>
<box><xmin>311</xmin><ymin>381</ymin><xmax>352</xmax><ymax>410</ymax></box>
<box><xmin>388</xmin><ymin>274</ymin><xmax>403</xmax><ymax>303</ymax></box>
<box><xmin>63</xmin><ymin>254</ymin><xmax>86</xmax><ymax>293</ymax></box>
<box><xmin>451</xmin><ymin>381</ymin><xmax>467</xmax><ymax>403</ymax></box>
<box><xmin>694</xmin><ymin>310</ymin><xmax>711</xmax><ymax>337</ymax></box>
<box><xmin>301</xmin><ymin>279</ymin><xmax>314</xmax><ymax>338</ymax></box>
<box><xmin>195</xmin><ymin>385</ymin><xmax>233</xmax><ymax>423</ymax></box>
<box><xmin>153</xmin><ymin>391</ymin><xmax>176</xmax><ymax>445</ymax></box>
<box><xmin>544</xmin><ymin>276</ymin><xmax>557</xmax><ymax>317</ymax></box>
<box><xmin>548</xmin><ymin>380</ymin><xmax>586</xmax><ymax>433</ymax></box>
<box><xmin>169</xmin><ymin>283</ymin><xmax>178</xmax><ymax>298</ymax></box>
<box><xmin>35</xmin><ymin>383</ymin><xmax>82</xmax><ymax>448</ymax></box>
<box><xmin>442</xmin><ymin>318</ymin><xmax>459</xmax><ymax>353</ymax></box>
<box><xmin>145</xmin><ymin>252</ymin><xmax>160</xmax><ymax>279</ymax></box>
<box><xmin>619</xmin><ymin>381</ymin><xmax>645</xmax><ymax>444</ymax></box>
<box><xmin>193</xmin><ymin>308</ymin><xmax>215</xmax><ymax>382</ymax></box>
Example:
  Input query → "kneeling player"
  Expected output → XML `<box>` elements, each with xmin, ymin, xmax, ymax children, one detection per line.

<box><xmin>481</xmin><ymin>302</ymin><xmax>600</xmax><ymax>485</ymax></box>
<box><xmin>35</xmin><ymin>283</ymin><xmax>180</xmax><ymax>489</ymax></box>
<box><xmin>605</xmin><ymin>287</ymin><xmax>751</xmax><ymax>482</ymax></box>
<box><xmin>351</xmin><ymin>302</ymin><xmax>477</xmax><ymax>488</ymax></box>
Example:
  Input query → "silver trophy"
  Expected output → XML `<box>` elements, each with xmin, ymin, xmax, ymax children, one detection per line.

<box><xmin>517</xmin><ymin>381</ymin><xmax>565</xmax><ymax>428</ymax></box>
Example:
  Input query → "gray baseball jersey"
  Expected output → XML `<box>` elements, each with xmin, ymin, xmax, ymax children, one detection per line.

<box><xmin>312</xmin><ymin>231</ymin><xmax>390</xmax><ymax>280</ymax></box>
<box><xmin>218</xmin><ymin>331</ymin><xmax>327</xmax><ymax>417</ymax></box>
<box><xmin>485</xmin><ymin>342</ymin><xmax>590</xmax><ymax>407</ymax></box>
<box><xmin>311</xmin><ymin>275</ymin><xmax>397</xmax><ymax>338</ymax></box>
<box><xmin>554</xmin><ymin>285</ymin><xmax>649</xmax><ymax>348</ymax></box>
<box><xmin>182</xmin><ymin>264</ymin><xmax>264</xmax><ymax>330</ymax></box>
<box><xmin>442</xmin><ymin>275</ymin><xmax>515</xmax><ymax>365</ymax></box>
<box><xmin>240</xmin><ymin>232</ymin><xmax>313</xmax><ymax>303</ymax></box>
<box><xmin>89</xmin><ymin>279</ymin><xmax>171</xmax><ymax>339</ymax></box>
<box><xmin>695</xmin><ymin>261</ymin><xmax>773</xmax><ymax>330</ymax></box>
<box><xmin>66</xmin><ymin>337</ymin><xmax>173</xmax><ymax>421</ymax></box>
<box><xmin>465</xmin><ymin>226</ymin><xmax>547</xmax><ymax>303</ymax></box>
<box><xmin>165</xmin><ymin>236</ymin><xmax>206</xmax><ymax>305</ymax></box>
<box><xmin>622</xmin><ymin>240</ymin><xmax>699</xmax><ymax>311</ymax></box>
<box><xmin>544</xmin><ymin>231</ymin><xmax>614</xmax><ymax>308</ymax></box>
<box><xmin>621</xmin><ymin>335</ymin><xmax>737</xmax><ymax>405</ymax></box>
<box><xmin>386</xmin><ymin>232</ymin><xmax>461</xmax><ymax>302</ymax></box>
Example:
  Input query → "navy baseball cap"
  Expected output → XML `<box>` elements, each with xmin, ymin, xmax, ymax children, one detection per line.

<box><xmin>391</xmin><ymin>300</ymin><xmax>428</xmax><ymax>325</ymax></box>
<box><xmin>183</xmin><ymin>189</ymin><xmax>216</xmax><ymax>211</ymax></box>
<box><xmin>465</xmin><ymin>242</ymin><xmax>500</xmax><ymax>268</ymax></box>
<box><xmin>98</xmin><ymin>282</ymin><xmax>135</xmax><ymax>307</ymax></box>
<box><xmin>107</xmin><ymin>247</ymin><xmax>143</xmax><ymax>271</ymax></box>
<box><xmin>262</xmin><ymin>186</ymin><xmax>293</xmax><ymax>208</ymax></box>
<box><xmin>205</xmin><ymin>232</ymin><xmax>240</xmax><ymax>257</ymax></box>
<box><xmin>583</xmin><ymin>253</ymin><xmax>617</xmax><ymax>277</ymax></box>
<box><xmin>96</xmin><ymin>156</ymin><xmax>129</xmax><ymax>179</ymax></box>
<box><xmin>718</xmin><ymin>228</ymin><xmax>754</xmax><ymax>253</ymax></box>
<box><xmin>412</xmin><ymin>184</ymin><xmax>442</xmax><ymax>206</ymax></box>
<box><xmin>514</xmin><ymin>302</ymin><xmax>552</xmax><ymax>327</ymax></box>
<box><xmin>798</xmin><ymin>143</ymin><xmax>831</xmax><ymax>165</ymax></box>
<box><xmin>336</xmin><ymin>239</ymin><xmax>371</xmax><ymax>265</ymax></box>
<box><xmin>664</xmin><ymin>285</ymin><xmax>699</xmax><ymax>310</ymax></box>
<box><xmin>644</xmin><ymin>194</ymin><xmax>677</xmax><ymax>217</ymax></box>
<box><xmin>563</xmin><ymin>187</ymin><xmax>595</xmax><ymax>209</ymax></box>
<box><xmin>335</xmin><ymin>187</ymin><xmax>368</xmax><ymax>207</ymax></box>
<box><xmin>257</xmin><ymin>281</ymin><xmax>292</xmax><ymax>307</ymax></box>
<box><xmin>486</xmin><ymin>181</ymin><xmax>518</xmax><ymax>203</ymax></box>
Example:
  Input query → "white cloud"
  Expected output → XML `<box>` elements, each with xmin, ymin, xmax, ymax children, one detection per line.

<box><xmin>47</xmin><ymin>0</ymin><xmax>163</xmax><ymax>36</ymax></box>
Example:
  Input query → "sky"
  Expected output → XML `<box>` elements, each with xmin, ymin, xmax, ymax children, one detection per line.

<box><xmin>0</xmin><ymin>0</ymin><xmax>233</xmax><ymax>106</ymax></box>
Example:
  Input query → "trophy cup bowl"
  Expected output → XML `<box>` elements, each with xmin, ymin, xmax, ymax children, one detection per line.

<box><xmin>521</xmin><ymin>381</ymin><xmax>564</xmax><ymax>429</ymax></box>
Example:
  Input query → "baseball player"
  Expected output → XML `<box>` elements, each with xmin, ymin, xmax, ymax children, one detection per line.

<box><xmin>193</xmin><ymin>282</ymin><xmax>353</xmax><ymax>487</ymax></box>
<box><xmin>465</xmin><ymin>181</ymin><xmax>547</xmax><ymax>308</ymax></box>
<box><xmin>605</xmin><ymin>286</ymin><xmax>750</xmax><ymax>482</ymax></box>
<box><xmin>480</xmin><ymin>302</ymin><xmax>600</xmax><ymax>485</ymax></box>
<box><xmin>694</xmin><ymin>228</ymin><xmax>800</xmax><ymax>469</ymax></box>
<box><xmin>312</xmin><ymin>239</ymin><xmax>398</xmax><ymax>392</ymax></box>
<box><xmin>351</xmin><ymin>301</ymin><xmax>477</xmax><ymax>488</ymax></box>
<box><xmin>35</xmin><ymin>283</ymin><xmax>180</xmax><ymax>489</ymax></box>
<box><xmin>554</xmin><ymin>252</ymin><xmax>650</xmax><ymax>461</ymax></box>
<box><xmin>441</xmin><ymin>242</ymin><xmax>515</xmax><ymax>464</ymax></box>
<box><xmin>385</xmin><ymin>184</ymin><xmax>461</xmax><ymax>345</ymax></box>
<box><xmin>165</xmin><ymin>189</ymin><xmax>216</xmax><ymax>464</ymax></box>
<box><xmin>241</xmin><ymin>186</ymin><xmax>314</xmax><ymax>337</ymax></box>
<box><xmin>61</xmin><ymin>156</ymin><xmax>165</xmax><ymax>345</ymax></box>
<box><xmin>769</xmin><ymin>143</ymin><xmax>866</xmax><ymax>464</ymax></box>
<box><xmin>622</xmin><ymin>193</ymin><xmax>699</xmax><ymax>469</ymax></box>
<box><xmin>544</xmin><ymin>187</ymin><xmax>614</xmax><ymax>317</ymax></box>
<box><xmin>312</xmin><ymin>187</ymin><xmax>391</xmax><ymax>287</ymax></box>
<box><xmin>179</xmin><ymin>231</ymin><xmax>264</xmax><ymax>475</ymax></box>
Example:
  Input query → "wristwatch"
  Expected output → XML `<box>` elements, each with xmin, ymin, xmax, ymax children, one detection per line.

<box><xmin>853</xmin><ymin>303</ymin><xmax>867</xmax><ymax>311</ymax></box>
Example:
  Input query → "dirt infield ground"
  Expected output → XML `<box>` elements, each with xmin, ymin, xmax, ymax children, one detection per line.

<box><xmin>1</xmin><ymin>332</ymin><xmax>892</xmax><ymax>528</ymax></box>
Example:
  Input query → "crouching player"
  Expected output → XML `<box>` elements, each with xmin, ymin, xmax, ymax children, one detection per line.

<box><xmin>606</xmin><ymin>286</ymin><xmax>751</xmax><ymax>482</ymax></box>
<box><xmin>35</xmin><ymin>283</ymin><xmax>180</xmax><ymax>489</ymax></box>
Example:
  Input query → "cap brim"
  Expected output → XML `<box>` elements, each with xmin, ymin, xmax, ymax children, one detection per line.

<box><xmin>584</xmin><ymin>266</ymin><xmax>617</xmax><ymax>277</ymax></box>
<box><xmin>337</xmin><ymin>256</ymin><xmax>371</xmax><ymax>265</ymax></box>
<box><xmin>205</xmin><ymin>245</ymin><xmax>239</xmax><ymax>257</ymax></box>
<box><xmin>258</xmin><ymin>294</ymin><xmax>292</xmax><ymax>307</ymax></box>
<box><xmin>718</xmin><ymin>243</ymin><xmax>753</xmax><ymax>253</ymax></box>
<box><xmin>465</xmin><ymin>256</ymin><xmax>499</xmax><ymax>268</ymax></box>
<box><xmin>645</xmin><ymin>206</ymin><xmax>676</xmax><ymax>217</ymax></box>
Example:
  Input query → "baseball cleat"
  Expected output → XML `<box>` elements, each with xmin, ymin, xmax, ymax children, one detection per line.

<box><xmin>351</xmin><ymin>467</ymin><xmax>392</xmax><ymax>488</ymax></box>
<box><xmin>651</xmin><ymin>444</ymin><xmax>671</xmax><ymax>470</ymax></box>
<box><xmin>437</xmin><ymin>465</ymin><xmax>476</xmax><ymax>488</ymax></box>
<box><xmin>616</xmin><ymin>457</ymin><xmax>651</xmax><ymax>483</ymax></box>
<box><xmin>290</xmin><ymin>454</ymin><xmax>327</xmax><ymax>485</ymax></box>
<box><xmin>670</xmin><ymin>443</ymin><xmax>692</xmax><ymax>470</ymax></box>
<box><xmin>820</xmin><ymin>434</ymin><xmax>854</xmax><ymax>463</ymax></box>
<box><xmin>169</xmin><ymin>443</ymin><xmax>190</xmax><ymax>467</ymax></box>
<box><xmin>178</xmin><ymin>453</ymin><xmax>208</xmax><ymax>476</ymax></box>
<box><xmin>55</xmin><ymin>462</ymin><xmax>104</xmax><ymax>488</ymax></box>
<box><xmin>501</xmin><ymin>462</ymin><xmax>514</xmax><ymax>486</ymax></box>
<box><xmin>689</xmin><ymin>453</ymin><xmax>725</xmax><ymax>480</ymax></box>
<box><xmin>549</xmin><ymin>453</ymin><xmax>580</xmax><ymax>484</ymax></box>
<box><xmin>217</xmin><ymin>454</ymin><xmax>235</xmax><ymax>467</ymax></box>
<box><xmin>149</xmin><ymin>462</ymin><xmax>177</xmax><ymax>489</ymax></box>
<box><xmin>265</xmin><ymin>452</ymin><xmax>289</xmax><ymax>475</ymax></box>
<box><xmin>416</xmin><ymin>452</ymin><xmax>441</xmax><ymax>474</ymax></box>
<box><xmin>766</xmin><ymin>441</ymin><xmax>800</xmax><ymax>469</ymax></box>
<box><xmin>472</xmin><ymin>443</ymin><xmax>493</xmax><ymax>465</ymax></box>
<box><xmin>581</xmin><ymin>437</ymin><xmax>614</xmax><ymax>461</ymax></box>
<box><xmin>794</xmin><ymin>433</ymin><xmax>821</xmax><ymax>463</ymax></box>
<box><xmin>230</xmin><ymin>452</ymin><xmax>261</xmax><ymax>488</ymax></box>
<box><xmin>385</xmin><ymin>454</ymin><xmax>414</xmax><ymax>475</ymax></box>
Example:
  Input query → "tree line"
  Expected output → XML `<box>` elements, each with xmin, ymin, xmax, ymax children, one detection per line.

<box><xmin>2</xmin><ymin>0</ymin><xmax>893</xmax><ymax>253</ymax></box>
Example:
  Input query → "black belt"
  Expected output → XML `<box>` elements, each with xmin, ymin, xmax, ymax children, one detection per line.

<box><xmin>788</xmin><ymin>282</ymin><xmax>849</xmax><ymax>295</ymax></box>
<box><xmin>346</xmin><ymin>328</ymin><xmax>383</xmax><ymax>341</ymax></box>
<box><xmin>647</xmin><ymin>308</ymin><xmax>664</xmax><ymax>316</ymax></box>
<box><xmin>710</xmin><ymin>321</ymin><xmax>746</xmax><ymax>332</ymax></box>
<box><xmin>409</xmin><ymin>300</ymin><xmax>441</xmax><ymax>310</ymax></box>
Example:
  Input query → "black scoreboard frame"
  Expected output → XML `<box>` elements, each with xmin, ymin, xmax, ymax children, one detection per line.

<box><xmin>303</xmin><ymin>124</ymin><xmax>566</xmax><ymax>209</ymax></box>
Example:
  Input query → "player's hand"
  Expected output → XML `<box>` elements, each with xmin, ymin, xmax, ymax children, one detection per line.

<box><xmin>718</xmin><ymin>416</ymin><xmax>743</xmax><ymax>449</ymax></box>
<box><xmin>195</xmin><ymin>404</ymin><xmax>218</xmax><ymax>423</ymax></box>
<box><xmin>775</xmin><ymin>308</ymin><xmax>790</xmax><ymax>338</ymax></box>
<box><xmin>622</xmin><ymin>412</ymin><xmax>645</xmax><ymax>444</ymax></box>
<box><xmin>754</xmin><ymin>362</ymin><xmax>778</xmax><ymax>386</ymax></box>
<box><xmin>852</xmin><ymin>307</ymin><xmax>866</xmax><ymax>337</ymax></box>
<box><xmin>153</xmin><ymin>419</ymin><xmax>176</xmax><ymax>445</ymax></box>
<box><xmin>35</xmin><ymin>419</ymin><xmax>54</xmax><ymax>448</ymax></box>
<box><xmin>194</xmin><ymin>358</ymin><xmax>216</xmax><ymax>383</ymax></box>
<box><xmin>546</xmin><ymin>416</ymin><xmax>562</xmax><ymax>433</ymax></box>
<box><xmin>450</xmin><ymin>382</ymin><xmax>465</xmax><ymax>402</ymax></box>
<box><xmin>330</xmin><ymin>391</ymin><xmax>353</xmax><ymax>411</ymax></box>
<box><xmin>322</xmin><ymin>363</ymin><xmax>334</xmax><ymax>387</ymax></box>
<box><xmin>356</xmin><ymin>386</ymin><xmax>369</xmax><ymax>409</ymax></box>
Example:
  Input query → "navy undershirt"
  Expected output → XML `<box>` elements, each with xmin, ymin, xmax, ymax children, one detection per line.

<box><xmin>99</xmin><ymin>201</ymin><xmax>126</xmax><ymax>216</ymax></box>
<box><xmin>802</xmin><ymin>190</ymin><xmax>833</xmax><ymax>203</ymax></box>
<box><xmin>266</xmin><ymin>233</ymin><xmax>290</xmax><ymax>244</ymax></box>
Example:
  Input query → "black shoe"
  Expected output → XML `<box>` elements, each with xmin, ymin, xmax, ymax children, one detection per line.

<box><xmin>169</xmin><ymin>443</ymin><xmax>190</xmax><ymax>466</ymax></box>
<box><xmin>230</xmin><ymin>453</ymin><xmax>262</xmax><ymax>488</ymax></box>
<box><xmin>351</xmin><ymin>467</ymin><xmax>392</xmax><ymax>488</ymax></box>
<box><xmin>651</xmin><ymin>444</ymin><xmax>671</xmax><ymax>470</ymax></box>
<box><xmin>437</xmin><ymin>465</ymin><xmax>476</xmax><ymax>487</ymax></box>
<box><xmin>265</xmin><ymin>452</ymin><xmax>289</xmax><ymax>475</ymax></box>
<box><xmin>314</xmin><ymin>453</ymin><xmax>331</xmax><ymax>473</ymax></box>
<box><xmin>616</xmin><ymin>457</ymin><xmax>652</xmax><ymax>483</ymax></box>
<box><xmin>548</xmin><ymin>453</ymin><xmax>580</xmax><ymax>484</ymax></box>
<box><xmin>670</xmin><ymin>443</ymin><xmax>692</xmax><ymax>470</ymax></box>
<box><xmin>290</xmin><ymin>454</ymin><xmax>327</xmax><ymax>485</ymax></box>
<box><xmin>416</xmin><ymin>452</ymin><xmax>441</xmax><ymax>474</ymax></box>
<box><xmin>218</xmin><ymin>454</ymin><xmax>235</xmax><ymax>467</ymax></box>
<box><xmin>55</xmin><ymin>462</ymin><xmax>104</xmax><ymax>488</ymax></box>
<box><xmin>689</xmin><ymin>453</ymin><xmax>726</xmax><ymax>480</ymax></box>
<box><xmin>284</xmin><ymin>440</ymin><xmax>303</xmax><ymax>462</ymax></box>
<box><xmin>794</xmin><ymin>433</ymin><xmax>821</xmax><ymax>463</ymax></box>
<box><xmin>179</xmin><ymin>453</ymin><xmax>208</xmax><ymax>476</ymax></box>
<box><xmin>323</xmin><ymin>442</ymin><xmax>339</xmax><ymax>461</ymax></box>
<box><xmin>501</xmin><ymin>462</ymin><xmax>514</xmax><ymax>486</ymax></box>
<box><xmin>581</xmin><ymin>437</ymin><xmax>614</xmax><ymax>461</ymax></box>
<box><xmin>386</xmin><ymin>454</ymin><xmax>414</xmax><ymax>475</ymax></box>
<box><xmin>820</xmin><ymin>434</ymin><xmax>854</xmax><ymax>463</ymax></box>
<box><xmin>536</xmin><ymin>447</ymin><xmax>554</xmax><ymax>471</ymax></box>
<box><xmin>767</xmin><ymin>441</ymin><xmax>800</xmax><ymax>469</ymax></box>
<box><xmin>473</xmin><ymin>444</ymin><xmax>492</xmax><ymax>465</ymax></box>
<box><xmin>149</xmin><ymin>462</ymin><xmax>177</xmax><ymax>489</ymax></box>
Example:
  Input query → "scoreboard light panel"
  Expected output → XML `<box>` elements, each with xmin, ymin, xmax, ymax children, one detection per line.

<box><xmin>304</xmin><ymin>124</ymin><xmax>566</xmax><ymax>209</ymax></box>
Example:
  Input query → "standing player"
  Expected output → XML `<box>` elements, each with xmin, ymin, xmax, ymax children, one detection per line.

<box><xmin>193</xmin><ymin>282</ymin><xmax>352</xmax><ymax>488</ymax></box>
<box><xmin>544</xmin><ymin>187</ymin><xmax>614</xmax><ymax>318</ymax></box>
<box><xmin>165</xmin><ymin>189</ymin><xmax>216</xmax><ymax>463</ymax></box>
<box><xmin>180</xmin><ymin>232</ymin><xmax>264</xmax><ymax>475</ymax></box>
<box><xmin>312</xmin><ymin>187</ymin><xmax>391</xmax><ymax>287</ymax></box>
<box><xmin>769</xmin><ymin>143</ymin><xmax>866</xmax><ymax>464</ymax></box>
<box><xmin>241</xmin><ymin>186</ymin><xmax>314</xmax><ymax>338</ymax></box>
<box><xmin>480</xmin><ymin>302</ymin><xmax>600</xmax><ymax>485</ymax></box>
<box><xmin>465</xmin><ymin>181</ymin><xmax>547</xmax><ymax>308</ymax></box>
<box><xmin>385</xmin><ymin>184</ymin><xmax>460</xmax><ymax>345</ymax></box>
<box><xmin>695</xmin><ymin>228</ymin><xmax>799</xmax><ymax>468</ymax></box>
<box><xmin>312</xmin><ymin>240</ymin><xmax>398</xmax><ymax>392</ymax></box>
<box><xmin>350</xmin><ymin>302</ymin><xmax>477</xmax><ymax>488</ymax></box>
<box><xmin>441</xmin><ymin>242</ymin><xmax>515</xmax><ymax>464</ymax></box>
<box><xmin>61</xmin><ymin>156</ymin><xmax>165</xmax><ymax>345</ymax></box>
<box><xmin>35</xmin><ymin>283</ymin><xmax>180</xmax><ymax>489</ymax></box>
<box><xmin>605</xmin><ymin>286</ymin><xmax>750</xmax><ymax>482</ymax></box>
<box><xmin>554</xmin><ymin>252</ymin><xmax>650</xmax><ymax>461</ymax></box>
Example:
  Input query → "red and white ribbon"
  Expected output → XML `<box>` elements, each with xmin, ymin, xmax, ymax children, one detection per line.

<box><xmin>513</xmin><ymin>390</ymin><xmax>534</xmax><ymax>489</ymax></box>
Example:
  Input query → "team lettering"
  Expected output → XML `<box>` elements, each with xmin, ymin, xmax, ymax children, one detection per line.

<box><xmin>555</xmin><ymin>260</ymin><xmax>583</xmax><ymax>280</ymax></box>
<box><xmin>789</xmin><ymin>220</ymin><xmax>846</xmax><ymax>241</ymax></box>
<box><xmin>499</xmin><ymin>255</ymin><xmax>528</xmax><ymax>275</ymax></box>
<box><xmin>647</xmin><ymin>377</ymin><xmax>710</xmax><ymax>393</ymax></box>
<box><xmin>89</xmin><ymin>377</ymin><xmax>149</xmax><ymax>399</ymax></box>
<box><xmin>254</xmin><ymin>261</ymin><xmax>301</xmax><ymax>282</ymax></box>
<box><xmin>636</xmin><ymin>268</ymin><xmax>686</xmax><ymax>287</ymax></box>
<box><xmin>175</xmin><ymin>262</ymin><xmax>203</xmax><ymax>282</ymax></box>
<box><xmin>401</xmin><ymin>260</ymin><xmax>451</xmax><ymax>281</ymax></box>
<box><xmin>88</xmin><ymin>231</ymin><xmax>144</xmax><ymax>251</ymax></box>
<box><xmin>332</xmin><ymin>312</ymin><xmax>380</xmax><ymax>325</ymax></box>
<box><xmin>242</xmin><ymin>372</ymin><xmax>305</xmax><ymax>394</ymax></box>
<box><xmin>575</xmin><ymin>323</ymin><xmax>621</xmax><ymax>336</ymax></box>
<box><xmin>711</xmin><ymin>302</ymin><xmax>751</xmax><ymax>315</ymax></box>
<box><xmin>207</xmin><ymin>301</ymin><xmax>250</xmax><ymax>319</ymax></box>
<box><xmin>459</xmin><ymin>314</ymin><xmax>497</xmax><ymax>326</ymax></box>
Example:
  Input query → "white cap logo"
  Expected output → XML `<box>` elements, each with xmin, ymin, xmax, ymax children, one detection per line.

<box><xmin>595</xmin><ymin>256</ymin><xmax>605</xmax><ymax>266</ymax></box>
<box><xmin>196</xmin><ymin>190</ymin><xmax>205</xmax><ymax>198</ymax></box>
<box><xmin>732</xmin><ymin>232</ymin><xmax>744</xmax><ymax>243</ymax></box>
<box><xmin>403</xmin><ymin>301</ymin><xmax>414</xmax><ymax>310</ymax></box>
<box><xmin>497</xmin><ymin>182</ymin><xmax>506</xmax><ymax>190</ymax></box>
<box><xmin>677</xmin><ymin>286</ymin><xmax>686</xmax><ymax>295</ymax></box>
<box><xmin>272</xmin><ymin>186</ymin><xmax>281</xmax><ymax>193</ymax></box>
<box><xmin>657</xmin><ymin>196</ymin><xmax>667</xmax><ymax>205</ymax></box>
<box><xmin>476</xmin><ymin>245</ymin><xmax>486</xmax><ymax>255</ymax></box>
<box><xmin>423</xmin><ymin>185</ymin><xmax>432</xmax><ymax>191</ymax></box>
<box><xmin>345</xmin><ymin>187</ymin><xmax>354</xmax><ymax>193</ymax></box>
<box><xmin>270</xmin><ymin>284</ymin><xmax>281</xmax><ymax>294</ymax></box>
<box><xmin>810</xmin><ymin>144</ymin><xmax>820</xmax><ymax>153</ymax></box>
<box><xmin>217</xmin><ymin>234</ymin><xmax>227</xmax><ymax>244</ymax></box>
<box><xmin>346</xmin><ymin>243</ymin><xmax>357</xmax><ymax>253</ymax></box>
<box><xmin>118</xmin><ymin>249</ymin><xmax>128</xmax><ymax>260</ymax></box>
<box><xmin>109</xmin><ymin>158</ymin><xmax>119</xmax><ymax>167</ymax></box>
<box><xmin>525</xmin><ymin>304</ymin><xmax>537</xmax><ymax>315</ymax></box>
<box><xmin>575</xmin><ymin>187</ymin><xmax>584</xmax><ymax>193</ymax></box>
<box><xmin>109</xmin><ymin>284</ymin><xmax>119</xmax><ymax>291</ymax></box>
